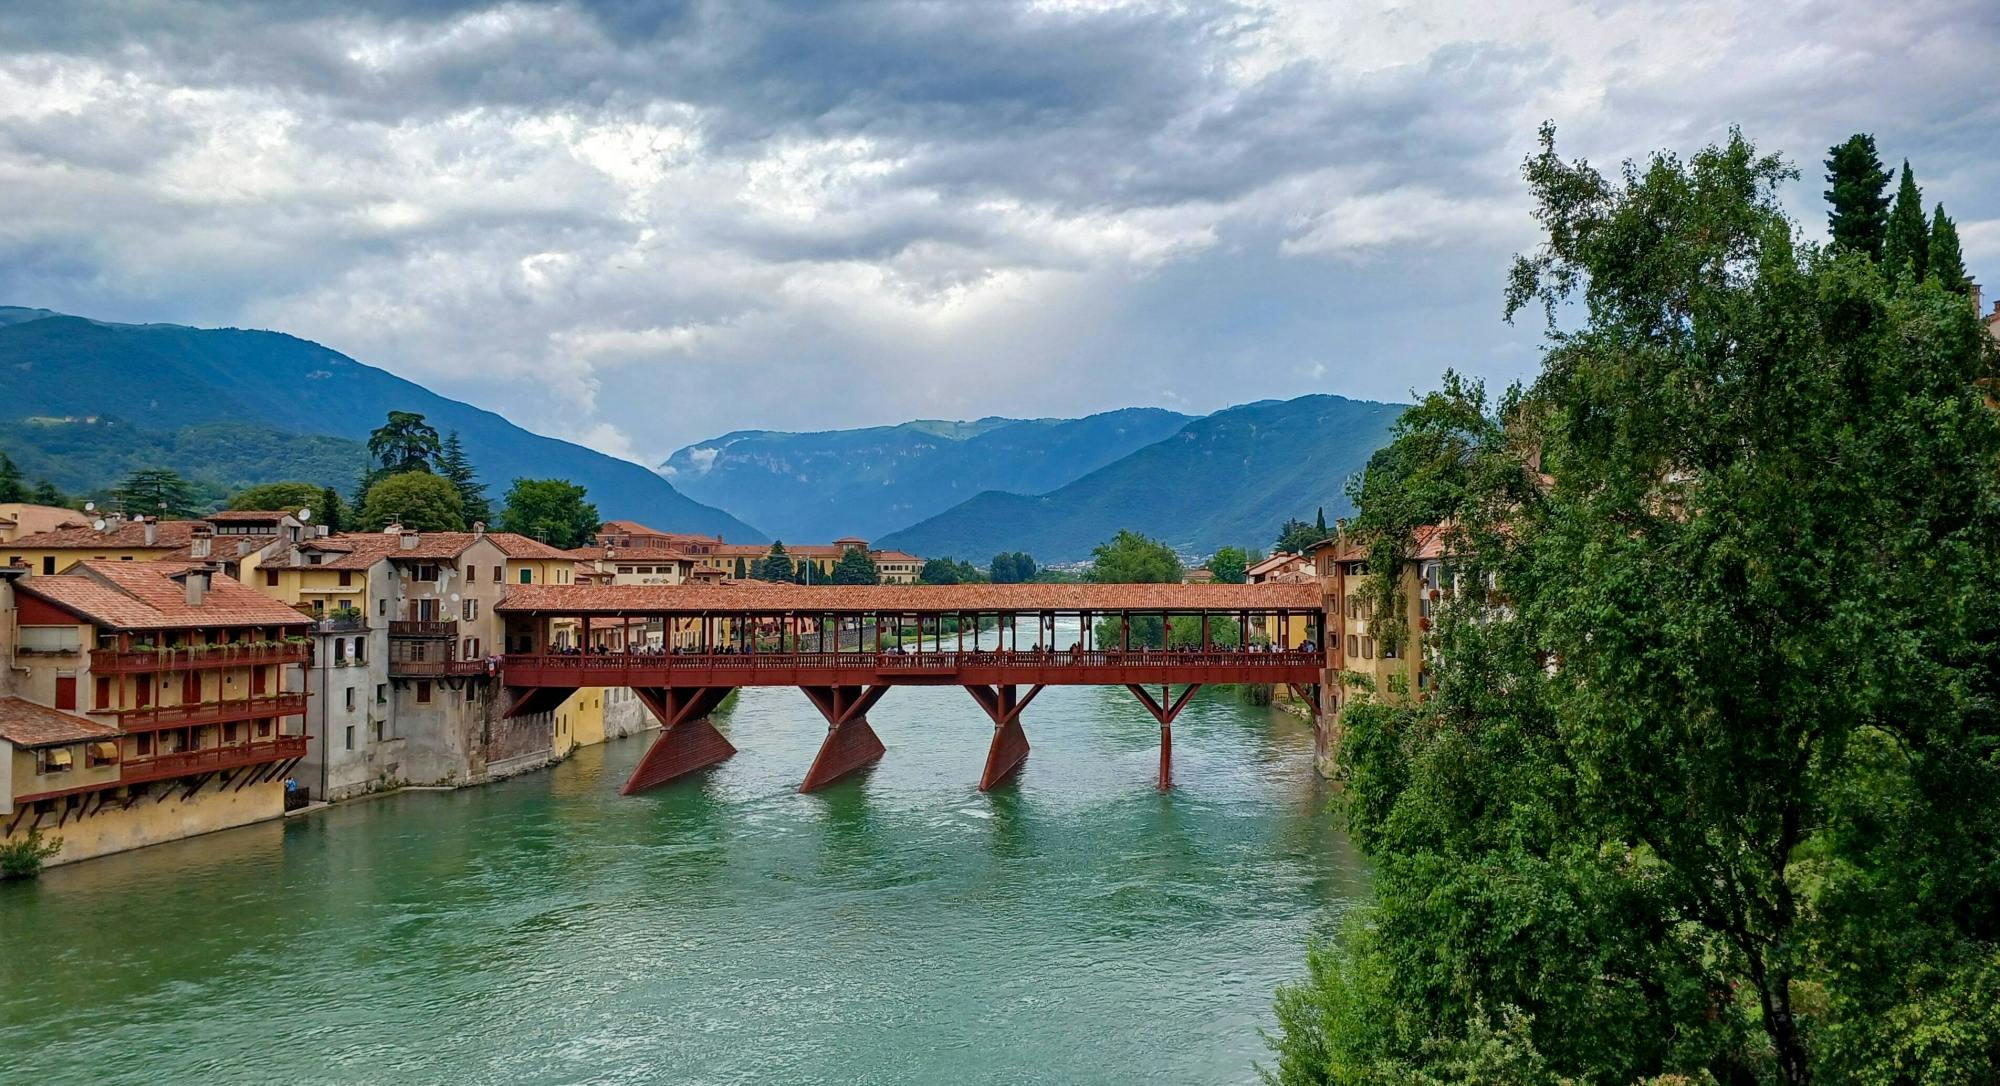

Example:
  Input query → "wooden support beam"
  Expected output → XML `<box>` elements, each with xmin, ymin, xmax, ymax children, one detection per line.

<box><xmin>621</xmin><ymin>687</ymin><xmax>737</xmax><ymax>795</ymax></box>
<box><xmin>965</xmin><ymin>684</ymin><xmax>1044</xmax><ymax>791</ymax></box>
<box><xmin>797</xmin><ymin>685</ymin><xmax>890</xmax><ymax>793</ymax></box>
<box><xmin>1127</xmin><ymin>683</ymin><xmax>1202</xmax><ymax>790</ymax></box>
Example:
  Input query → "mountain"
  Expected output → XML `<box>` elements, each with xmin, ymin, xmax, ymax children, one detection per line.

<box><xmin>875</xmin><ymin>394</ymin><xmax>1405</xmax><ymax>563</ymax></box>
<box><xmin>0</xmin><ymin>308</ymin><xmax>763</xmax><ymax>539</ymax></box>
<box><xmin>659</xmin><ymin>408</ymin><xmax>1195</xmax><ymax>541</ymax></box>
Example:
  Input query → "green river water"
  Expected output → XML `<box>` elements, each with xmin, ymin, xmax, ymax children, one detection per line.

<box><xmin>1</xmin><ymin>621</ymin><xmax>1367</xmax><ymax>1085</ymax></box>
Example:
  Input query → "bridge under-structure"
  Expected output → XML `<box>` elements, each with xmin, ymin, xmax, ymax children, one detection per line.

<box><xmin>497</xmin><ymin>582</ymin><xmax>1326</xmax><ymax>795</ymax></box>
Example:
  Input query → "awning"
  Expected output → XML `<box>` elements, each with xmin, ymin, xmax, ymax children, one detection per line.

<box><xmin>42</xmin><ymin>746</ymin><xmax>73</xmax><ymax>769</ymax></box>
<box><xmin>88</xmin><ymin>741</ymin><xmax>121</xmax><ymax>763</ymax></box>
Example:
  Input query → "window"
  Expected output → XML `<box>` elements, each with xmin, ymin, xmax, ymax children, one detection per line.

<box><xmin>18</xmin><ymin>626</ymin><xmax>81</xmax><ymax>653</ymax></box>
<box><xmin>338</xmin><ymin>570</ymin><xmax>352</xmax><ymax>586</ymax></box>
<box><xmin>333</xmin><ymin>639</ymin><xmax>346</xmax><ymax>664</ymax></box>
<box><xmin>416</xmin><ymin>680</ymin><xmax>433</xmax><ymax>703</ymax></box>
<box><xmin>1347</xmin><ymin>634</ymin><xmax>1359</xmax><ymax>658</ymax></box>
<box><xmin>95</xmin><ymin>676</ymin><xmax>113</xmax><ymax>710</ymax></box>
<box><xmin>345</xmin><ymin>687</ymin><xmax>356</xmax><ymax>711</ymax></box>
<box><xmin>413</xmin><ymin>564</ymin><xmax>439</xmax><ymax>582</ymax></box>
<box><xmin>519</xmin><ymin>568</ymin><xmax>533</xmax><ymax>584</ymax></box>
<box><xmin>136</xmin><ymin>733</ymin><xmax>153</xmax><ymax>755</ymax></box>
<box><xmin>493</xmin><ymin>565</ymin><xmax>502</xmax><ymax>583</ymax></box>
<box><xmin>265</xmin><ymin>569</ymin><xmax>279</xmax><ymax>587</ymax></box>
<box><xmin>376</xmin><ymin>683</ymin><xmax>387</xmax><ymax>705</ymax></box>
<box><xmin>34</xmin><ymin>747</ymin><xmax>73</xmax><ymax>774</ymax></box>
<box><xmin>345</xmin><ymin>725</ymin><xmax>355</xmax><ymax>750</ymax></box>
<box><xmin>466</xmin><ymin>565</ymin><xmax>477</xmax><ymax>583</ymax></box>
<box><xmin>373</xmin><ymin>720</ymin><xmax>384</xmax><ymax>742</ymax></box>
<box><xmin>1362</xmin><ymin>637</ymin><xmax>1375</xmax><ymax>660</ymax></box>
<box><xmin>1382</xmin><ymin>642</ymin><xmax>1398</xmax><ymax>660</ymax></box>
<box><xmin>351</xmin><ymin>637</ymin><xmax>364</xmax><ymax>664</ymax></box>
<box><xmin>378</xmin><ymin>599</ymin><xmax>387</xmax><ymax>616</ymax></box>
<box><xmin>85</xmin><ymin>741</ymin><xmax>118</xmax><ymax>768</ymax></box>
<box><xmin>462</xmin><ymin>598</ymin><xmax>478</xmax><ymax>622</ymax></box>
<box><xmin>257</xmin><ymin>720</ymin><xmax>271</xmax><ymax>737</ymax></box>
<box><xmin>42</xmin><ymin>556</ymin><xmax>55</xmax><ymax>574</ymax></box>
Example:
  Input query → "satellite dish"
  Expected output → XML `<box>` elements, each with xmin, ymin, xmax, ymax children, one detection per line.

<box><xmin>92</xmin><ymin>518</ymin><xmax>107</xmax><ymax>531</ymax></box>
<box><xmin>450</xmin><ymin>593</ymin><xmax>461</xmax><ymax>602</ymax></box>
<box><xmin>83</xmin><ymin>501</ymin><xmax>95</xmax><ymax>512</ymax></box>
<box><xmin>298</xmin><ymin>507</ymin><xmax>313</xmax><ymax>523</ymax></box>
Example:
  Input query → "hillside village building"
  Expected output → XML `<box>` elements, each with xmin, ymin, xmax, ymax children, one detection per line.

<box><xmin>593</xmin><ymin>520</ymin><xmax>924</xmax><ymax>583</ymax></box>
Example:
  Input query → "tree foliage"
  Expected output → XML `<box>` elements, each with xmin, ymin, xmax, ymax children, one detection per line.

<box><xmin>497</xmin><ymin>478</ymin><xmax>598</xmax><ymax>548</ymax></box>
<box><xmin>1928</xmin><ymin>203</ymin><xmax>1970</xmax><ymax>295</ymax></box>
<box><xmin>313</xmin><ymin>486</ymin><xmax>346</xmax><ymax>533</ymax></box>
<box><xmin>831</xmin><ymin>545</ymin><xmax>880</xmax><ymax>585</ymax></box>
<box><xmin>436</xmin><ymin>431</ymin><xmax>491</xmax><ymax>526</ymax></box>
<box><xmin>1088</xmin><ymin>529</ymin><xmax>1183</xmax><ymax>584</ymax></box>
<box><xmin>989</xmin><ymin>551</ymin><xmax>1037</xmax><ymax>583</ymax></box>
<box><xmin>1274</xmin><ymin>517</ymin><xmax>1332</xmax><ymax>555</ymax></box>
<box><xmin>920</xmin><ymin>557</ymin><xmax>984</xmax><ymax>584</ymax></box>
<box><xmin>112</xmin><ymin>467</ymin><xmax>201</xmax><ymax>518</ymax></box>
<box><xmin>1208</xmin><ymin>545</ymin><xmax>1250</xmax><ymax>584</ymax></box>
<box><xmin>1882</xmin><ymin>159</ymin><xmax>1930</xmax><ymax>282</ymax></box>
<box><xmin>1269</xmin><ymin>124</ymin><xmax>2000</xmax><ymax>1086</ymax></box>
<box><xmin>227</xmin><ymin>480</ymin><xmax>323</xmax><ymax>513</ymax></box>
<box><xmin>1823</xmin><ymin>133</ymin><xmax>1891</xmax><ymax>260</ymax></box>
<box><xmin>359</xmin><ymin>471</ymin><xmax>464</xmax><ymax>532</ymax></box>
<box><xmin>367</xmin><ymin>410</ymin><xmax>442</xmax><ymax>475</ymax></box>
<box><xmin>755</xmin><ymin>541</ymin><xmax>795</xmax><ymax>582</ymax></box>
<box><xmin>0</xmin><ymin>452</ymin><xmax>25</xmax><ymax>503</ymax></box>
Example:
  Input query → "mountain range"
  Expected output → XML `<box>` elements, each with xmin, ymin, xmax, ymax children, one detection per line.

<box><xmin>659</xmin><ymin>409</ymin><xmax>1195</xmax><ymax>542</ymax></box>
<box><xmin>873</xmin><ymin>395</ymin><xmax>1405</xmax><ymax>562</ymax></box>
<box><xmin>0</xmin><ymin>307</ymin><xmax>760</xmax><ymax>540</ymax></box>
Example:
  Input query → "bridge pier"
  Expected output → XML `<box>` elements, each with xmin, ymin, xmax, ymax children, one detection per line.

<box><xmin>622</xmin><ymin>687</ymin><xmax>737</xmax><ymax>794</ymax></box>
<box><xmin>798</xmin><ymin>685</ymin><xmax>890</xmax><ymax>792</ymax></box>
<box><xmin>966</xmin><ymin>684</ymin><xmax>1045</xmax><ymax>791</ymax></box>
<box><xmin>1127</xmin><ymin>684</ymin><xmax>1201</xmax><ymax>790</ymax></box>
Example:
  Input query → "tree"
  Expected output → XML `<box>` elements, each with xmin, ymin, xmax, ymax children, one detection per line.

<box><xmin>227</xmin><ymin>481</ymin><xmax>323</xmax><ymax>513</ymax></box>
<box><xmin>1088</xmin><ymin>529</ymin><xmax>1182</xmax><ymax>584</ymax></box>
<box><xmin>830</xmin><ymin>545</ymin><xmax>880</xmax><ymax>585</ymax></box>
<box><xmin>920</xmin><ymin>556</ymin><xmax>983</xmax><ymax>584</ymax></box>
<box><xmin>313</xmin><ymin>486</ymin><xmax>346</xmax><ymax>533</ymax></box>
<box><xmin>1269</xmin><ymin>125</ymin><xmax>2000</xmax><ymax>1085</ymax></box>
<box><xmin>436</xmin><ymin>431</ymin><xmax>491</xmax><ymax>526</ymax></box>
<box><xmin>112</xmin><ymin>467</ymin><xmax>201</xmax><ymax>518</ymax></box>
<box><xmin>1883</xmin><ymin>159</ymin><xmax>1929</xmax><ymax>281</ymax></box>
<box><xmin>1928</xmin><ymin>203</ymin><xmax>1970</xmax><ymax>295</ymax></box>
<box><xmin>989</xmin><ymin>551</ymin><xmax>1037</xmax><ymax>584</ymax></box>
<box><xmin>367</xmin><ymin>411</ymin><xmax>442</xmax><ymax>475</ymax></box>
<box><xmin>496</xmin><ymin>478</ymin><xmax>598</xmax><ymax>548</ymax></box>
<box><xmin>358</xmin><ymin>471</ymin><xmax>464</xmax><ymax>532</ymax></box>
<box><xmin>733</xmin><ymin>557</ymin><xmax>748</xmax><ymax>579</ymax></box>
<box><xmin>1823</xmin><ymin>133</ymin><xmax>1891</xmax><ymax>259</ymax></box>
<box><xmin>755</xmin><ymin>541</ymin><xmax>795</xmax><ymax>581</ymax></box>
<box><xmin>1273</xmin><ymin>517</ymin><xmax>1329</xmax><ymax>554</ymax></box>
<box><xmin>30</xmin><ymin>480</ymin><xmax>61</xmax><ymax>506</ymax></box>
<box><xmin>0</xmin><ymin>453</ymin><xmax>25</xmax><ymax>503</ymax></box>
<box><xmin>1314</xmin><ymin>507</ymin><xmax>1327</xmax><ymax>536</ymax></box>
<box><xmin>1208</xmin><ymin>545</ymin><xmax>1249</xmax><ymax>584</ymax></box>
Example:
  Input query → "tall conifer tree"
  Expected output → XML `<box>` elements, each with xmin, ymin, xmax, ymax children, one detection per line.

<box><xmin>1823</xmin><ymin>134</ymin><xmax>1891</xmax><ymax>259</ymax></box>
<box><xmin>1927</xmin><ymin>203</ymin><xmax>1970</xmax><ymax>295</ymax></box>
<box><xmin>1883</xmin><ymin>160</ymin><xmax>1929</xmax><ymax>281</ymax></box>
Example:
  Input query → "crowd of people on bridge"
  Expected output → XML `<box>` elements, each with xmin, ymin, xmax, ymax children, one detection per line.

<box><xmin>536</xmin><ymin>637</ymin><xmax>1323</xmax><ymax>658</ymax></box>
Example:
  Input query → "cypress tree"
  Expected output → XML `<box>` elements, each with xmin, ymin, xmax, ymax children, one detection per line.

<box><xmin>1823</xmin><ymin>134</ymin><xmax>1891</xmax><ymax>259</ymax></box>
<box><xmin>1927</xmin><ymin>203</ymin><xmax>1969</xmax><ymax>295</ymax></box>
<box><xmin>1882</xmin><ymin>160</ymin><xmax>1929</xmax><ymax>281</ymax></box>
<box><xmin>0</xmin><ymin>453</ymin><xmax>26</xmax><ymax>503</ymax></box>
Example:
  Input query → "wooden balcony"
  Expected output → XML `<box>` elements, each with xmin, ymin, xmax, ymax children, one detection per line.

<box><xmin>90</xmin><ymin>643</ymin><xmax>310</xmax><ymax>674</ymax></box>
<box><xmin>389</xmin><ymin>620</ymin><xmax>456</xmax><ymax>638</ymax></box>
<box><xmin>389</xmin><ymin>657</ymin><xmax>489</xmax><ymax>678</ymax></box>
<box><xmin>112</xmin><ymin>692</ymin><xmax>310</xmax><ymax>731</ymax></box>
<box><xmin>120</xmin><ymin>735</ymin><xmax>309</xmax><ymax>786</ymax></box>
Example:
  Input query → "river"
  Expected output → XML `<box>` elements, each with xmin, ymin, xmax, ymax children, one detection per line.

<box><xmin>0</xmin><ymin>620</ymin><xmax>1367</xmax><ymax>1085</ymax></box>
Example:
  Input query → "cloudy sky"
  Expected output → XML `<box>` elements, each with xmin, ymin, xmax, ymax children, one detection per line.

<box><xmin>2</xmin><ymin>1</ymin><xmax>1997</xmax><ymax>463</ymax></box>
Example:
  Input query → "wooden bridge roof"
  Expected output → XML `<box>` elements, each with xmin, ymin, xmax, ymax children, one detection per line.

<box><xmin>497</xmin><ymin>581</ymin><xmax>1321</xmax><ymax>615</ymax></box>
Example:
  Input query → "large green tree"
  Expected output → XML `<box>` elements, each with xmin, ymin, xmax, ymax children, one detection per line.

<box><xmin>436</xmin><ymin>431</ymin><xmax>491</xmax><ymax>526</ymax></box>
<box><xmin>1269</xmin><ymin>126</ymin><xmax>2000</xmax><ymax>1085</ymax></box>
<box><xmin>755</xmin><ymin>541</ymin><xmax>795</xmax><ymax>581</ymax></box>
<box><xmin>1882</xmin><ymin>159</ymin><xmax>1930</xmax><ymax>281</ymax></box>
<box><xmin>0</xmin><ymin>452</ymin><xmax>25</xmax><ymax>503</ymax></box>
<box><xmin>367</xmin><ymin>411</ymin><xmax>442</xmax><ymax>475</ymax></box>
<box><xmin>227</xmin><ymin>480</ymin><xmax>323</xmax><ymax>513</ymax></box>
<box><xmin>112</xmin><ymin>467</ymin><xmax>201</xmax><ymax>518</ymax></box>
<box><xmin>358</xmin><ymin>471</ymin><xmax>464</xmax><ymax>532</ymax></box>
<box><xmin>920</xmin><ymin>557</ymin><xmax>983</xmax><ymax>584</ymax></box>
<box><xmin>313</xmin><ymin>486</ymin><xmax>347</xmax><ymax>533</ymax></box>
<box><xmin>497</xmin><ymin>478</ymin><xmax>598</xmax><ymax>548</ymax></box>
<box><xmin>989</xmin><ymin>551</ymin><xmax>1037</xmax><ymax>584</ymax></box>
<box><xmin>1207</xmin><ymin>545</ymin><xmax>1249</xmax><ymax>584</ymax></box>
<box><xmin>1274</xmin><ymin>517</ymin><xmax>1330</xmax><ymax>554</ymax></box>
<box><xmin>1929</xmin><ymin>203</ymin><xmax>1970</xmax><ymax>295</ymax></box>
<box><xmin>830</xmin><ymin>545</ymin><xmax>880</xmax><ymax>585</ymax></box>
<box><xmin>1823</xmin><ymin>133</ymin><xmax>1891</xmax><ymax>259</ymax></box>
<box><xmin>1088</xmin><ymin>529</ymin><xmax>1183</xmax><ymax>584</ymax></box>
<box><xmin>30</xmin><ymin>480</ymin><xmax>62</xmax><ymax>506</ymax></box>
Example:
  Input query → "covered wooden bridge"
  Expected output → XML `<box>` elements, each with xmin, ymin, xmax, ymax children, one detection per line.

<box><xmin>497</xmin><ymin>582</ymin><xmax>1325</xmax><ymax>795</ymax></box>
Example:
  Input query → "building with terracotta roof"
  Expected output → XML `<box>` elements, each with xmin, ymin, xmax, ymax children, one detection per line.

<box><xmin>0</xmin><ymin>561</ymin><xmax>311</xmax><ymax>866</ymax></box>
<box><xmin>1305</xmin><ymin>524</ymin><xmax>1455</xmax><ymax>756</ymax></box>
<box><xmin>0</xmin><ymin>510</ymin><xmax>309</xmax><ymax>583</ymax></box>
<box><xmin>0</xmin><ymin>502</ymin><xmax>88</xmax><ymax>544</ymax></box>
<box><xmin>591</xmin><ymin>520</ymin><xmax>925</xmax><ymax>583</ymax></box>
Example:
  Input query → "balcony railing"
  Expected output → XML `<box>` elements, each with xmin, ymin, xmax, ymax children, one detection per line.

<box><xmin>389</xmin><ymin>657</ymin><xmax>489</xmax><ymax>678</ymax></box>
<box><xmin>120</xmin><ymin>734</ymin><xmax>309</xmax><ymax>786</ymax></box>
<box><xmin>389</xmin><ymin>620</ymin><xmax>456</xmax><ymax>638</ymax></box>
<box><xmin>112</xmin><ymin>692</ymin><xmax>310</xmax><ymax>731</ymax></box>
<box><xmin>304</xmin><ymin>616</ymin><xmax>370</xmax><ymax>634</ymax></box>
<box><xmin>90</xmin><ymin>643</ymin><xmax>310</xmax><ymax>674</ymax></box>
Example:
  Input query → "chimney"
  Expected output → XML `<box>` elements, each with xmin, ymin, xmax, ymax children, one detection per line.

<box><xmin>317</xmin><ymin>524</ymin><xmax>329</xmax><ymax>537</ymax></box>
<box><xmin>143</xmin><ymin>519</ymin><xmax>159</xmax><ymax>546</ymax></box>
<box><xmin>473</xmin><ymin>520</ymin><xmax>486</xmax><ymax>538</ymax></box>
<box><xmin>382</xmin><ymin>522</ymin><xmax>403</xmax><ymax>536</ymax></box>
<box><xmin>400</xmin><ymin>529</ymin><xmax>420</xmax><ymax>551</ymax></box>
<box><xmin>183</xmin><ymin>568</ymin><xmax>211</xmax><ymax>607</ymax></box>
<box><xmin>1970</xmin><ymin>280</ymin><xmax>1982</xmax><ymax>317</ymax></box>
<box><xmin>189</xmin><ymin>524</ymin><xmax>213</xmax><ymax>560</ymax></box>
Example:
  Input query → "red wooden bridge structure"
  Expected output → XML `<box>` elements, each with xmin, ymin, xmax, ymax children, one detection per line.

<box><xmin>497</xmin><ymin>583</ymin><xmax>1324</xmax><ymax>795</ymax></box>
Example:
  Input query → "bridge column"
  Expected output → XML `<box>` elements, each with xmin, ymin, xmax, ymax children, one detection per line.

<box><xmin>798</xmin><ymin>685</ymin><xmax>889</xmax><ymax>792</ymax></box>
<box><xmin>622</xmin><ymin>687</ymin><xmax>737</xmax><ymax>794</ymax></box>
<box><xmin>966</xmin><ymin>684</ymin><xmax>1045</xmax><ymax>791</ymax></box>
<box><xmin>1127</xmin><ymin>684</ymin><xmax>1201</xmax><ymax>790</ymax></box>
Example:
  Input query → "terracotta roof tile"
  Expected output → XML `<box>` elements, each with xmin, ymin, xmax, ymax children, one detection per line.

<box><xmin>0</xmin><ymin>697</ymin><xmax>121</xmax><ymax>747</ymax></box>
<box><xmin>498</xmin><ymin>581</ymin><xmax>1321</xmax><ymax>614</ymax></box>
<box><xmin>7</xmin><ymin>519</ymin><xmax>204</xmax><ymax>550</ymax></box>
<box><xmin>17</xmin><ymin>561</ymin><xmax>311</xmax><ymax>630</ymax></box>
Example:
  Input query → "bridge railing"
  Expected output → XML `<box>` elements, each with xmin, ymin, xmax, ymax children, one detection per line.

<box><xmin>504</xmin><ymin>648</ymin><xmax>1321</xmax><ymax>673</ymax></box>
